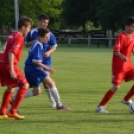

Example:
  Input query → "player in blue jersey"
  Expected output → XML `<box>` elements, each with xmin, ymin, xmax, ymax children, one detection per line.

<box><xmin>12</xmin><ymin>13</ymin><xmax>57</xmax><ymax>107</ymax></box>
<box><xmin>24</xmin><ymin>27</ymin><xmax>70</xmax><ymax>110</ymax></box>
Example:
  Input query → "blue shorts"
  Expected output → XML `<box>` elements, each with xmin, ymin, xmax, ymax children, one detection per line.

<box><xmin>24</xmin><ymin>65</ymin><xmax>47</xmax><ymax>87</ymax></box>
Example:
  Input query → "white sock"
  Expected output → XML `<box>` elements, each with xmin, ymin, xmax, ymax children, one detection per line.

<box><xmin>13</xmin><ymin>88</ymin><xmax>33</xmax><ymax>99</ymax></box>
<box><xmin>45</xmin><ymin>88</ymin><xmax>52</xmax><ymax>98</ymax></box>
<box><xmin>50</xmin><ymin>87</ymin><xmax>62</xmax><ymax>107</ymax></box>
<box><xmin>24</xmin><ymin>90</ymin><xmax>33</xmax><ymax>98</ymax></box>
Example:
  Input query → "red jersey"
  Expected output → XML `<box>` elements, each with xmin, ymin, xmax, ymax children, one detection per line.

<box><xmin>0</xmin><ymin>32</ymin><xmax>24</xmax><ymax>64</ymax></box>
<box><xmin>112</xmin><ymin>31</ymin><xmax>134</xmax><ymax>72</ymax></box>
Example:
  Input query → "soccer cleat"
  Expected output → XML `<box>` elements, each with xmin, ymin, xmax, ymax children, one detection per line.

<box><xmin>49</xmin><ymin>97</ymin><xmax>56</xmax><ymax>108</ymax></box>
<box><xmin>0</xmin><ymin>114</ymin><xmax>9</xmax><ymax>120</ymax></box>
<box><xmin>57</xmin><ymin>105</ymin><xmax>71</xmax><ymax>110</ymax></box>
<box><xmin>121</xmin><ymin>98</ymin><xmax>132</xmax><ymax>105</ymax></box>
<box><xmin>7</xmin><ymin>111</ymin><xmax>25</xmax><ymax>120</ymax></box>
<box><xmin>96</xmin><ymin>106</ymin><xmax>108</xmax><ymax>113</ymax></box>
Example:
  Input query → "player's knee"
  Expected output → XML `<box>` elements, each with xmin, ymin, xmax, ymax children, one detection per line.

<box><xmin>20</xmin><ymin>83</ymin><xmax>29</xmax><ymax>90</ymax></box>
<box><xmin>52</xmin><ymin>80</ymin><xmax>55</xmax><ymax>86</ymax></box>
<box><xmin>24</xmin><ymin>83</ymin><xmax>29</xmax><ymax>89</ymax></box>
<box><xmin>111</xmin><ymin>85</ymin><xmax>120</xmax><ymax>92</ymax></box>
<box><xmin>44</xmin><ymin>83</ymin><xmax>50</xmax><ymax>89</ymax></box>
<box><xmin>33</xmin><ymin>88</ymin><xmax>41</xmax><ymax>96</ymax></box>
<box><xmin>50</xmin><ymin>79</ymin><xmax>55</xmax><ymax>87</ymax></box>
<box><xmin>6</xmin><ymin>86</ymin><xmax>14</xmax><ymax>92</ymax></box>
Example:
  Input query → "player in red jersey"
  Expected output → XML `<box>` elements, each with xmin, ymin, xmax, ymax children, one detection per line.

<box><xmin>0</xmin><ymin>17</ymin><xmax>33</xmax><ymax>119</ymax></box>
<box><xmin>96</xmin><ymin>17</ymin><xmax>134</xmax><ymax>113</ymax></box>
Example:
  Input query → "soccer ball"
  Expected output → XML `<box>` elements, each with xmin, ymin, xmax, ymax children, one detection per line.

<box><xmin>129</xmin><ymin>102</ymin><xmax>134</xmax><ymax>114</ymax></box>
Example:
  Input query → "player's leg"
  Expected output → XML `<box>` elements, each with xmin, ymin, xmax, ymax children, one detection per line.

<box><xmin>9</xmin><ymin>86</ymin><xmax>34</xmax><ymax>111</ymax></box>
<box><xmin>17</xmin><ymin>65</ymin><xmax>43</xmax><ymax>98</ymax></box>
<box><xmin>0</xmin><ymin>86</ymin><xmax>13</xmax><ymax>119</ymax></box>
<box><xmin>96</xmin><ymin>84</ymin><xmax>119</xmax><ymax>113</ymax></box>
<box><xmin>43</xmin><ymin>76</ymin><xmax>70</xmax><ymax>110</ymax></box>
<box><xmin>122</xmin><ymin>68</ymin><xmax>134</xmax><ymax>105</ymax></box>
<box><xmin>43</xmin><ymin>71</ymin><xmax>56</xmax><ymax>107</ymax></box>
<box><xmin>7</xmin><ymin>66</ymin><xmax>29</xmax><ymax>119</ymax></box>
<box><xmin>12</xmin><ymin>86</ymin><xmax>40</xmax><ymax>99</ymax></box>
<box><xmin>96</xmin><ymin>72</ymin><xmax>125</xmax><ymax>113</ymax></box>
<box><xmin>8</xmin><ymin>83</ymin><xmax>29</xmax><ymax>120</ymax></box>
<box><xmin>43</xmin><ymin>82</ymin><xmax>56</xmax><ymax>107</ymax></box>
<box><xmin>8</xmin><ymin>66</ymin><xmax>36</xmax><ymax>111</ymax></box>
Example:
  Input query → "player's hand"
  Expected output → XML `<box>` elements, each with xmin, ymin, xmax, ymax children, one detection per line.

<box><xmin>48</xmin><ymin>68</ymin><xmax>56</xmax><ymax>74</ymax></box>
<box><xmin>10</xmin><ymin>70</ymin><xmax>17</xmax><ymax>80</ymax></box>
<box><xmin>121</xmin><ymin>56</ymin><xmax>127</xmax><ymax>62</ymax></box>
<box><xmin>44</xmin><ymin>51</ymin><xmax>51</xmax><ymax>58</ymax></box>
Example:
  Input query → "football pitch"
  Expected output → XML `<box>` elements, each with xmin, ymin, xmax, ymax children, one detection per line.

<box><xmin>0</xmin><ymin>45</ymin><xmax>134</xmax><ymax>134</ymax></box>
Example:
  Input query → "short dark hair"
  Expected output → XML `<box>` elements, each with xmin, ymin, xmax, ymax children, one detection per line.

<box><xmin>38</xmin><ymin>28</ymin><xmax>50</xmax><ymax>37</ymax></box>
<box><xmin>38</xmin><ymin>13</ymin><xmax>50</xmax><ymax>21</ymax></box>
<box><xmin>18</xmin><ymin>17</ymin><xmax>33</xmax><ymax>29</ymax></box>
<box><xmin>125</xmin><ymin>17</ymin><xmax>134</xmax><ymax>26</ymax></box>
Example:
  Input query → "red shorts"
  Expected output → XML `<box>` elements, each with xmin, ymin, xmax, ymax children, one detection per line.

<box><xmin>112</xmin><ymin>66</ymin><xmax>134</xmax><ymax>85</ymax></box>
<box><xmin>0</xmin><ymin>63</ymin><xmax>28</xmax><ymax>88</ymax></box>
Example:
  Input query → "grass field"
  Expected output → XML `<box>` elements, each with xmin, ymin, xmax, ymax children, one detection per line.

<box><xmin>0</xmin><ymin>44</ymin><xmax>134</xmax><ymax>134</ymax></box>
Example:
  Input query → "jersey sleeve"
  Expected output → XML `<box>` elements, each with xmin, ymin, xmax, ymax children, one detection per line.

<box><xmin>113</xmin><ymin>34</ymin><xmax>124</xmax><ymax>52</ymax></box>
<box><xmin>49</xmin><ymin>32</ymin><xmax>57</xmax><ymax>47</ymax></box>
<box><xmin>9</xmin><ymin>35</ymin><xmax>23</xmax><ymax>55</ymax></box>
<box><xmin>25</xmin><ymin>31</ymin><xmax>32</xmax><ymax>43</ymax></box>
<box><xmin>25</xmin><ymin>31</ymin><xmax>38</xmax><ymax>43</ymax></box>
<box><xmin>31</xmin><ymin>44</ymin><xmax>43</xmax><ymax>63</ymax></box>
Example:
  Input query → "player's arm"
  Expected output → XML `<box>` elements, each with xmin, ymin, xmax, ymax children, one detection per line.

<box><xmin>25</xmin><ymin>40</ymin><xmax>37</xmax><ymax>48</ymax></box>
<box><xmin>113</xmin><ymin>34</ymin><xmax>127</xmax><ymax>61</ymax></box>
<box><xmin>114</xmin><ymin>51</ymin><xmax>127</xmax><ymax>61</ymax></box>
<box><xmin>32</xmin><ymin>61</ymin><xmax>55</xmax><ymax>74</ymax></box>
<box><xmin>43</xmin><ymin>46</ymin><xmax>56</xmax><ymax>58</ymax></box>
<box><xmin>8</xmin><ymin>51</ymin><xmax>16</xmax><ymax>79</ymax></box>
<box><xmin>25</xmin><ymin>31</ymin><xmax>37</xmax><ymax>47</ymax></box>
<box><xmin>44</xmin><ymin>32</ymin><xmax>57</xmax><ymax>58</ymax></box>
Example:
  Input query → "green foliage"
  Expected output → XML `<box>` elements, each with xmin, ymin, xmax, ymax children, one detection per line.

<box><xmin>62</xmin><ymin>0</ymin><xmax>100</xmax><ymax>30</ymax></box>
<box><xmin>62</xmin><ymin>0</ymin><xmax>134</xmax><ymax>32</ymax></box>
<box><xmin>1</xmin><ymin>0</ymin><xmax>134</xmax><ymax>32</ymax></box>
<box><xmin>96</xmin><ymin>0</ymin><xmax>134</xmax><ymax>31</ymax></box>
<box><xmin>0</xmin><ymin>0</ymin><xmax>14</xmax><ymax>28</ymax></box>
<box><xmin>19</xmin><ymin>0</ymin><xmax>63</xmax><ymax>30</ymax></box>
<box><xmin>0</xmin><ymin>0</ymin><xmax>63</xmax><ymax>30</ymax></box>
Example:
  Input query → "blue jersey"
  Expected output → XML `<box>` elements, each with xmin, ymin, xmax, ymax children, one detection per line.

<box><xmin>25</xmin><ymin>28</ymin><xmax>57</xmax><ymax>66</ymax></box>
<box><xmin>24</xmin><ymin>41</ymin><xmax>47</xmax><ymax>87</ymax></box>
<box><xmin>25</xmin><ymin>41</ymin><xmax>43</xmax><ymax>66</ymax></box>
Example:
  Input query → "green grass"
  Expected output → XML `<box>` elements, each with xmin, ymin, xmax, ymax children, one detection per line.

<box><xmin>0</xmin><ymin>45</ymin><xmax>134</xmax><ymax>134</ymax></box>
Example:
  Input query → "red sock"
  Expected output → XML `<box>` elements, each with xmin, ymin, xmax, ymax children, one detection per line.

<box><xmin>10</xmin><ymin>88</ymin><xmax>27</xmax><ymax>114</ymax></box>
<box><xmin>124</xmin><ymin>85</ymin><xmax>134</xmax><ymax>101</ymax></box>
<box><xmin>0</xmin><ymin>90</ymin><xmax>12</xmax><ymax>115</ymax></box>
<box><xmin>98</xmin><ymin>90</ymin><xmax>114</xmax><ymax>107</ymax></box>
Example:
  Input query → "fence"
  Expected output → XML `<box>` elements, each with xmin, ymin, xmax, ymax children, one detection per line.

<box><xmin>67</xmin><ymin>37</ymin><xmax>116</xmax><ymax>47</ymax></box>
<box><xmin>0</xmin><ymin>35</ymin><xmax>116</xmax><ymax>48</ymax></box>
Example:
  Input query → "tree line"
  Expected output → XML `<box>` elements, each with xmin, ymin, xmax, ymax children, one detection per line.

<box><xmin>0</xmin><ymin>0</ymin><xmax>134</xmax><ymax>35</ymax></box>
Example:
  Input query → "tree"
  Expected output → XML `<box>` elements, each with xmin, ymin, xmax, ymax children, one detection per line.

<box><xmin>0</xmin><ymin>0</ymin><xmax>14</xmax><ymax>34</ymax></box>
<box><xmin>96</xmin><ymin>0</ymin><xmax>134</xmax><ymax>34</ymax></box>
<box><xmin>62</xmin><ymin>0</ymin><xmax>101</xmax><ymax>31</ymax></box>
<box><xmin>62</xmin><ymin>0</ymin><xmax>134</xmax><ymax>34</ymax></box>
<box><xmin>0</xmin><ymin>0</ymin><xmax>63</xmax><ymax>33</ymax></box>
<box><xmin>19</xmin><ymin>0</ymin><xmax>63</xmax><ymax>30</ymax></box>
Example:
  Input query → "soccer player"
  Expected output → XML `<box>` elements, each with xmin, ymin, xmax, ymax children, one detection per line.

<box><xmin>12</xmin><ymin>13</ymin><xmax>57</xmax><ymax>107</ymax></box>
<box><xmin>0</xmin><ymin>17</ymin><xmax>33</xmax><ymax>119</ymax></box>
<box><xmin>96</xmin><ymin>17</ymin><xmax>134</xmax><ymax>113</ymax></box>
<box><xmin>24</xmin><ymin>27</ymin><xmax>70</xmax><ymax>110</ymax></box>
